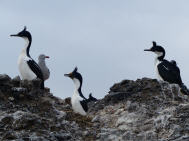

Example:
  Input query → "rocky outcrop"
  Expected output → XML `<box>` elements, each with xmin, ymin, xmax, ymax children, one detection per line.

<box><xmin>0</xmin><ymin>74</ymin><xmax>97</xmax><ymax>140</ymax></box>
<box><xmin>0</xmin><ymin>75</ymin><xmax>188</xmax><ymax>141</ymax></box>
<box><xmin>89</xmin><ymin>78</ymin><xmax>189</xmax><ymax>141</ymax></box>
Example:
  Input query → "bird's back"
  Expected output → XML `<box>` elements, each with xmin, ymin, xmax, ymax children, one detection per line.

<box><xmin>157</xmin><ymin>60</ymin><xmax>182</xmax><ymax>85</ymax></box>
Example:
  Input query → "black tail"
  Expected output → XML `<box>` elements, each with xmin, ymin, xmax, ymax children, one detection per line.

<box><xmin>88</xmin><ymin>93</ymin><xmax>98</xmax><ymax>102</ymax></box>
<box><xmin>180</xmin><ymin>83</ymin><xmax>189</xmax><ymax>95</ymax></box>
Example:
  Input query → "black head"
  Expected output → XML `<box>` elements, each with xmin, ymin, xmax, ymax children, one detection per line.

<box><xmin>10</xmin><ymin>26</ymin><xmax>32</xmax><ymax>41</ymax></box>
<box><xmin>64</xmin><ymin>67</ymin><xmax>83</xmax><ymax>84</ymax></box>
<box><xmin>144</xmin><ymin>41</ymin><xmax>165</xmax><ymax>60</ymax></box>
<box><xmin>144</xmin><ymin>41</ymin><xmax>165</xmax><ymax>52</ymax></box>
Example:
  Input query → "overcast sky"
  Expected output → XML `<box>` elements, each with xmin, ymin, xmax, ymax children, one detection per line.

<box><xmin>1</xmin><ymin>0</ymin><xmax>189</xmax><ymax>99</ymax></box>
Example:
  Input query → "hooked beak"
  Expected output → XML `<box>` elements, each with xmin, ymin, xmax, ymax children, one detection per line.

<box><xmin>64</xmin><ymin>72</ymin><xmax>73</xmax><ymax>79</ymax></box>
<box><xmin>144</xmin><ymin>49</ymin><xmax>152</xmax><ymax>52</ymax></box>
<box><xmin>10</xmin><ymin>34</ymin><xmax>19</xmax><ymax>37</ymax></box>
<box><xmin>45</xmin><ymin>56</ymin><xmax>50</xmax><ymax>58</ymax></box>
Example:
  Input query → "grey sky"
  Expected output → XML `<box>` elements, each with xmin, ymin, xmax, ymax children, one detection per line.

<box><xmin>1</xmin><ymin>0</ymin><xmax>189</xmax><ymax>99</ymax></box>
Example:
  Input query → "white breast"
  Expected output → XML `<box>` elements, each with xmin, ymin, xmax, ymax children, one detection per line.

<box><xmin>71</xmin><ymin>91</ymin><xmax>86</xmax><ymax>116</ymax></box>
<box><xmin>154</xmin><ymin>58</ymin><xmax>163</xmax><ymax>81</ymax></box>
<box><xmin>18</xmin><ymin>49</ymin><xmax>36</xmax><ymax>80</ymax></box>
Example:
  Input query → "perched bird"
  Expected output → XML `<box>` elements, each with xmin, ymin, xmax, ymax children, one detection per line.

<box><xmin>144</xmin><ymin>41</ymin><xmax>189</xmax><ymax>95</ymax></box>
<box><xmin>10</xmin><ymin>27</ymin><xmax>44</xmax><ymax>89</ymax></box>
<box><xmin>38</xmin><ymin>54</ymin><xmax>50</xmax><ymax>81</ymax></box>
<box><xmin>64</xmin><ymin>67</ymin><xmax>97</xmax><ymax>115</ymax></box>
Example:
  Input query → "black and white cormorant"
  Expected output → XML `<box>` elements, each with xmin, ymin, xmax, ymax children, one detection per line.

<box><xmin>11</xmin><ymin>27</ymin><xmax>44</xmax><ymax>89</ymax></box>
<box><xmin>64</xmin><ymin>67</ymin><xmax>97</xmax><ymax>115</ymax></box>
<box><xmin>144</xmin><ymin>41</ymin><xmax>189</xmax><ymax>95</ymax></box>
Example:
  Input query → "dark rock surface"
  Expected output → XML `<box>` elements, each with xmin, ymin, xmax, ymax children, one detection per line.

<box><xmin>0</xmin><ymin>75</ymin><xmax>188</xmax><ymax>141</ymax></box>
<box><xmin>0</xmin><ymin>75</ymin><xmax>97</xmax><ymax>141</ymax></box>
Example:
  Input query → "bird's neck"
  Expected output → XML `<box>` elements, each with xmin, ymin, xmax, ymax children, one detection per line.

<box><xmin>23</xmin><ymin>37</ymin><xmax>32</xmax><ymax>57</ymax></box>
<box><xmin>73</xmin><ymin>78</ymin><xmax>82</xmax><ymax>92</ymax></box>
<box><xmin>38</xmin><ymin>60</ymin><xmax>47</xmax><ymax>67</ymax></box>
<box><xmin>156</xmin><ymin>52</ymin><xmax>165</xmax><ymax>61</ymax></box>
<box><xmin>73</xmin><ymin>78</ymin><xmax>85</xmax><ymax>99</ymax></box>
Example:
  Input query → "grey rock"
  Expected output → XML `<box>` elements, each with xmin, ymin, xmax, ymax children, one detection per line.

<box><xmin>12</xmin><ymin>75</ymin><xmax>21</xmax><ymax>87</ymax></box>
<box><xmin>0</xmin><ymin>75</ymin><xmax>188</xmax><ymax>140</ymax></box>
<box><xmin>32</xmin><ymin>78</ymin><xmax>43</xmax><ymax>89</ymax></box>
<box><xmin>0</xmin><ymin>74</ymin><xmax>98</xmax><ymax>140</ymax></box>
<box><xmin>88</xmin><ymin>78</ymin><xmax>189</xmax><ymax>141</ymax></box>
<box><xmin>0</xmin><ymin>74</ymin><xmax>11</xmax><ymax>83</ymax></box>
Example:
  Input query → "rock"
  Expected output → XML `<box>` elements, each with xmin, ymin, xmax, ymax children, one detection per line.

<box><xmin>0</xmin><ymin>75</ymin><xmax>188</xmax><ymax>140</ymax></box>
<box><xmin>32</xmin><ymin>78</ymin><xmax>42</xmax><ymax>89</ymax></box>
<box><xmin>2</xmin><ymin>131</ymin><xmax>17</xmax><ymax>140</ymax></box>
<box><xmin>64</xmin><ymin>97</ymin><xmax>71</xmax><ymax>105</ymax></box>
<box><xmin>0</xmin><ymin>74</ymin><xmax>11</xmax><ymax>84</ymax></box>
<box><xmin>20</xmin><ymin>80</ymin><xmax>32</xmax><ymax>90</ymax></box>
<box><xmin>12</xmin><ymin>76</ymin><xmax>21</xmax><ymax>87</ymax></box>
<box><xmin>88</xmin><ymin>78</ymin><xmax>189</xmax><ymax>141</ymax></box>
<box><xmin>54</xmin><ymin>132</ymin><xmax>72</xmax><ymax>140</ymax></box>
<box><xmin>8</xmin><ymin>97</ymin><xmax>14</xmax><ymax>101</ymax></box>
<box><xmin>0</xmin><ymin>74</ymin><xmax>12</xmax><ymax>93</ymax></box>
<box><xmin>0</xmin><ymin>74</ymin><xmax>99</xmax><ymax>140</ymax></box>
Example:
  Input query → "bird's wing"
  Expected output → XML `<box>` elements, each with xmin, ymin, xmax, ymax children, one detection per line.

<box><xmin>78</xmin><ymin>91</ymin><xmax>87</xmax><ymax>100</ymax></box>
<box><xmin>157</xmin><ymin>60</ymin><xmax>182</xmax><ymax>85</ymax></box>
<box><xmin>27</xmin><ymin>59</ymin><xmax>44</xmax><ymax>80</ymax></box>
<box><xmin>80</xmin><ymin>100</ymin><xmax>88</xmax><ymax>112</ymax></box>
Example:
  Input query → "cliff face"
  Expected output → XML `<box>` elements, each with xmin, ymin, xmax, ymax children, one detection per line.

<box><xmin>0</xmin><ymin>75</ymin><xmax>188</xmax><ymax>141</ymax></box>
